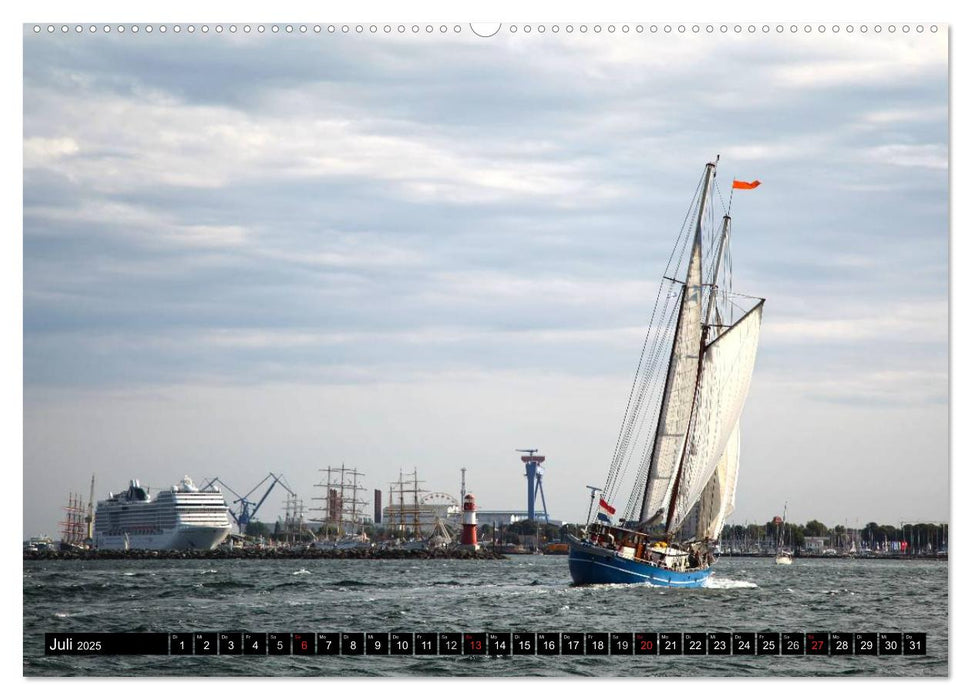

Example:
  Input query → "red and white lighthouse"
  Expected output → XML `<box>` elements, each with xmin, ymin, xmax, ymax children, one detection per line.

<box><xmin>460</xmin><ymin>493</ymin><xmax>478</xmax><ymax>549</ymax></box>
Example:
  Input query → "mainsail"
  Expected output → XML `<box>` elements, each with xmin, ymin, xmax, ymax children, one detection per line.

<box><xmin>693</xmin><ymin>422</ymin><xmax>739</xmax><ymax>541</ymax></box>
<box><xmin>637</xmin><ymin>234</ymin><xmax>704</xmax><ymax>525</ymax></box>
<box><xmin>630</xmin><ymin>159</ymin><xmax>763</xmax><ymax>540</ymax></box>
<box><xmin>669</xmin><ymin>302</ymin><xmax>763</xmax><ymax>535</ymax></box>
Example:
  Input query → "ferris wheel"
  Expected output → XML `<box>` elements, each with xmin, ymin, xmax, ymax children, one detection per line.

<box><xmin>420</xmin><ymin>492</ymin><xmax>460</xmax><ymax>508</ymax></box>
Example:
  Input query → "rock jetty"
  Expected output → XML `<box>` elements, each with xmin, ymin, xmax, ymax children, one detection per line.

<box><xmin>24</xmin><ymin>547</ymin><xmax>507</xmax><ymax>561</ymax></box>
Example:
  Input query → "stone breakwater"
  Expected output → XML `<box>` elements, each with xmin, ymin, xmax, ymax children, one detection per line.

<box><xmin>24</xmin><ymin>548</ymin><xmax>507</xmax><ymax>561</ymax></box>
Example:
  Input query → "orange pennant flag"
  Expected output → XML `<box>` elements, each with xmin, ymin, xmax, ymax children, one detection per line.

<box><xmin>732</xmin><ymin>179</ymin><xmax>761</xmax><ymax>190</ymax></box>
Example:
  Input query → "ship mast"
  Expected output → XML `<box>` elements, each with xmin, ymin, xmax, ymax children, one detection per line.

<box><xmin>311</xmin><ymin>465</ymin><xmax>367</xmax><ymax>538</ymax></box>
<box><xmin>638</xmin><ymin>159</ymin><xmax>717</xmax><ymax>525</ymax></box>
<box><xmin>704</xmin><ymin>215</ymin><xmax>731</xmax><ymax>332</ymax></box>
<box><xmin>662</xmin><ymin>159</ymin><xmax>717</xmax><ymax>535</ymax></box>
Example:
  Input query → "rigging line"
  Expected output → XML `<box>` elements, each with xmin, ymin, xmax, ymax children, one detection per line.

<box><xmin>608</xmin><ymin>309</ymin><xmax>678</xmax><ymax>506</ymax></box>
<box><xmin>612</xmin><ymin>300</ymin><xmax>669</xmax><ymax>476</ymax></box>
<box><xmin>725</xmin><ymin>243</ymin><xmax>735</xmax><ymax>323</ymax></box>
<box><xmin>624</xmin><ymin>398</ymin><xmax>662</xmax><ymax>520</ymax></box>
<box><xmin>605</xmin><ymin>284</ymin><xmax>675</xmax><ymax>491</ymax></box>
<box><xmin>607</xmin><ymin>211</ymin><xmax>694</xmax><ymax>501</ymax></box>
<box><xmin>607</xmin><ymin>275</ymin><xmax>683</xmax><ymax>503</ymax></box>
<box><xmin>713</xmin><ymin>176</ymin><xmax>734</xmax><ymax>219</ymax></box>
<box><xmin>617</xmin><ymin>284</ymin><xmax>680</xmax><ymax>458</ymax></box>
<box><xmin>726</xmin><ymin>291</ymin><xmax>763</xmax><ymax>301</ymax></box>
<box><xmin>609</xmin><ymin>164</ymin><xmax>721</xmax><ymax>515</ymax></box>
<box><xmin>703</xmin><ymin>205</ymin><xmax>718</xmax><ymax>286</ymax></box>
<box><xmin>613</xmin><ymin>175</ymin><xmax>708</xmax><ymax>512</ymax></box>
<box><xmin>604</xmin><ymin>172</ymin><xmax>705</xmax><ymax>493</ymax></box>
<box><xmin>621</xmin><ymin>283</ymin><xmax>688</xmax><ymax>517</ymax></box>
<box><xmin>603</xmin><ymin>309</ymin><xmax>664</xmax><ymax>497</ymax></box>
<box><xmin>713</xmin><ymin>178</ymin><xmax>729</xmax><ymax>219</ymax></box>
<box><xmin>621</xmin><ymin>296</ymin><xmax>681</xmax><ymax>496</ymax></box>
<box><xmin>614</xmin><ymin>299</ymin><xmax>680</xmax><ymax>512</ymax></box>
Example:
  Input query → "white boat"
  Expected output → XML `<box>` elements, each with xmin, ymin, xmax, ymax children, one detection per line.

<box><xmin>24</xmin><ymin>536</ymin><xmax>55</xmax><ymax>552</ymax></box>
<box><xmin>313</xmin><ymin>532</ymin><xmax>372</xmax><ymax>551</ymax></box>
<box><xmin>335</xmin><ymin>533</ymin><xmax>371</xmax><ymax>551</ymax></box>
<box><xmin>94</xmin><ymin>476</ymin><xmax>232</xmax><ymax>550</ymax></box>
<box><xmin>775</xmin><ymin>502</ymin><xmax>793</xmax><ymax>565</ymax></box>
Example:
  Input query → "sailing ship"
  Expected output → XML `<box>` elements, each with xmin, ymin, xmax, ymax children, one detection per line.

<box><xmin>310</xmin><ymin>464</ymin><xmax>372</xmax><ymax>550</ymax></box>
<box><xmin>568</xmin><ymin>159</ymin><xmax>764</xmax><ymax>587</ymax></box>
<box><xmin>775</xmin><ymin>503</ymin><xmax>793</xmax><ymax>565</ymax></box>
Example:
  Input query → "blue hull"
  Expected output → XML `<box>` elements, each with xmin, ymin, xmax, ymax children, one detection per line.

<box><xmin>568</xmin><ymin>537</ymin><xmax>711</xmax><ymax>588</ymax></box>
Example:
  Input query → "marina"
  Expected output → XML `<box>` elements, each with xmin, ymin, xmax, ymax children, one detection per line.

<box><xmin>23</xmin><ymin>546</ymin><xmax>505</xmax><ymax>561</ymax></box>
<box><xmin>35</xmin><ymin>456</ymin><xmax>573</xmax><ymax>555</ymax></box>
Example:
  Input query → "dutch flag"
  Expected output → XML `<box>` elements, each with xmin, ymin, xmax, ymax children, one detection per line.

<box><xmin>597</xmin><ymin>497</ymin><xmax>616</xmax><ymax>524</ymax></box>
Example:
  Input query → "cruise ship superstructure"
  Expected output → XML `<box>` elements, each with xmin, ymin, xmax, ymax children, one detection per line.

<box><xmin>94</xmin><ymin>476</ymin><xmax>232</xmax><ymax>550</ymax></box>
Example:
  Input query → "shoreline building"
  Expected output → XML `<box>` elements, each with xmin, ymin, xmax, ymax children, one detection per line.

<box><xmin>476</xmin><ymin>510</ymin><xmax>562</xmax><ymax>528</ymax></box>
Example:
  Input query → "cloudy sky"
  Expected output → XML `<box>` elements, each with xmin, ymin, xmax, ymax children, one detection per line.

<box><xmin>22</xmin><ymin>24</ymin><xmax>948</xmax><ymax>537</ymax></box>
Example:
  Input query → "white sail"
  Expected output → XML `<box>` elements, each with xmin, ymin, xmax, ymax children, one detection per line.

<box><xmin>638</xmin><ymin>235</ymin><xmax>705</xmax><ymax>524</ymax></box>
<box><xmin>668</xmin><ymin>302</ymin><xmax>763</xmax><ymax>534</ymax></box>
<box><xmin>693</xmin><ymin>421</ymin><xmax>740</xmax><ymax>540</ymax></box>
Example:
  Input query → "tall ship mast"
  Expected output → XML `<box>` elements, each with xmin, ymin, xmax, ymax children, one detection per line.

<box><xmin>568</xmin><ymin>159</ymin><xmax>765</xmax><ymax>587</ymax></box>
<box><xmin>311</xmin><ymin>464</ymin><xmax>370</xmax><ymax>549</ymax></box>
<box><xmin>59</xmin><ymin>492</ymin><xmax>87</xmax><ymax>549</ymax></box>
<box><xmin>386</xmin><ymin>468</ymin><xmax>429</xmax><ymax>544</ymax></box>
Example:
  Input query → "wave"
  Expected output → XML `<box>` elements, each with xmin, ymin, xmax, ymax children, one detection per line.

<box><xmin>704</xmin><ymin>576</ymin><xmax>758</xmax><ymax>589</ymax></box>
<box><xmin>26</xmin><ymin>582</ymin><xmax>111</xmax><ymax>598</ymax></box>
<box><xmin>51</xmin><ymin>610</ymin><xmax>98</xmax><ymax>620</ymax></box>
<box><xmin>195</xmin><ymin>580</ymin><xmax>255</xmax><ymax>590</ymax></box>
<box><xmin>266</xmin><ymin>580</ymin><xmax>316</xmax><ymax>591</ymax></box>
<box><xmin>326</xmin><ymin>579</ymin><xmax>376</xmax><ymax>587</ymax></box>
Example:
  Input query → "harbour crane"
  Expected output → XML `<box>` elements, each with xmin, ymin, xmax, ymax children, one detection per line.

<box><xmin>202</xmin><ymin>472</ymin><xmax>296</xmax><ymax>534</ymax></box>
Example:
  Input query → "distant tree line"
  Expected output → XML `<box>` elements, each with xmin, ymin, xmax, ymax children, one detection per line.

<box><xmin>720</xmin><ymin>520</ymin><xmax>948</xmax><ymax>551</ymax></box>
<box><xmin>245</xmin><ymin>518</ymin><xmax>581</xmax><ymax>545</ymax></box>
<box><xmin>244</xmin><ymin>517</ymin><xmax>946</xmax><ymax>552</ymax></box>
<box><xmin>477</xmin><ymin>521</ymin><xmax>583</xmax><ymax>545</ymax></box>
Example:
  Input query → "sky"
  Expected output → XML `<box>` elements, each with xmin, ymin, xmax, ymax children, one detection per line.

<box><xmin>21</xmin><ymin>23</ymin><xmax>949</xmax><ymax>538</ymax></box>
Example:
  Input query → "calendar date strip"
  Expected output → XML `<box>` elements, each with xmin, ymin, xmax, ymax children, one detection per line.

<box><xmin>45</xmin><ymin>631</ymin><xmax>926</xmax><ymax>656</ymax></box>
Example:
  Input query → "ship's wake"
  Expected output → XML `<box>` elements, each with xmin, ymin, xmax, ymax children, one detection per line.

<box><xmin>704</xmin><ymin>576</ymin><xmax>758</xmax><ymax>589</ymax></box>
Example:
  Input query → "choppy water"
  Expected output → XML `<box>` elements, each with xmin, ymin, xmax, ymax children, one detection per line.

<box><xmin>23</xmin><ymin>555</ymin><xmax>947</xmax><ymax>677</ymax></box>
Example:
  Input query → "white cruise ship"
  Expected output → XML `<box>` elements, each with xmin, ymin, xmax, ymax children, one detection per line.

<box><xmin>94</xmin><ymin>476</ymin><xmax>232</xmax><ymax>550</ymax></box>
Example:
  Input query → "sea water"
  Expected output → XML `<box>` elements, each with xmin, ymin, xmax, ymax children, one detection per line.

<box><xmin>23</xmin><ymin>555</ymin><xmax>947</xmax><ymax>677</ymax></box>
